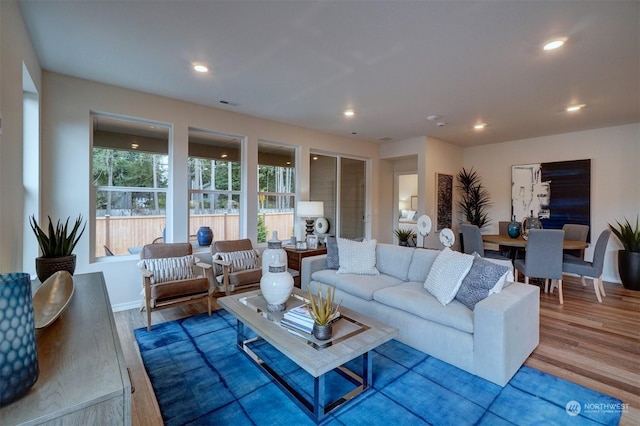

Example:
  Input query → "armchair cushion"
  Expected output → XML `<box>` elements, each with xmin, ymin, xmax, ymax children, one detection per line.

<box><xmin>151</xmin><ymin>277</ymin><xmax>210</xmax><ymax>301</ymax></box>
<box><xmin>217</xmin><ymin>249</ymin><xmax>258</xmax><ymax>272</ymax></box>
<box><xmin>138</xmin><ymin>255</ymin><xmax>199</xmax><ymax>284</ymax></box>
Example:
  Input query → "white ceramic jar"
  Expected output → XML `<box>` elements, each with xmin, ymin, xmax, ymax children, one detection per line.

<box><xmin>260</xmin><ymin>253</ymin><xmax>293</xmax><ymax>312</ymax></box>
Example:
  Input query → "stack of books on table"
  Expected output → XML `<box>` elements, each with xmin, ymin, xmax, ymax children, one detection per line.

<box><xmin>281</xmin><ymin>305</ymin><xmax>315</xmax><ymax>334</ymax></box>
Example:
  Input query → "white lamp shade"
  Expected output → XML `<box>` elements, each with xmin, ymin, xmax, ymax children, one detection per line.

<box><xmin>297</xmin><ymin>201</ymin><xmax>324</xmax><ymax>217</ymax></box>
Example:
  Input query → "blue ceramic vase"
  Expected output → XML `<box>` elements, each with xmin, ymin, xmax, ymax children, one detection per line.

<box><xmin>197</xmin><ymin>226</ymin><xmax>213</xmax><ymax>246</ymax></box>
<box><xmin>0</xmin><ymin>273</ymin><xmax>39</xmax><ymax>406</ymax></box>
<box><xmin>507</xmin><ymin>216</ymin><xmax>521</xmax><ymax>238</ymax></box>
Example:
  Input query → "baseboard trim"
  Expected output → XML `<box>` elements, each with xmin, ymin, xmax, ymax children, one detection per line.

<box><xmin>112</xmin><ymin>300</ymin><xmax>141</xmax><ymax>312</ymax></box>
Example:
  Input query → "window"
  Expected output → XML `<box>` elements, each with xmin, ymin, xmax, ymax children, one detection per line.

<box><xmin>188</xmin><ymin>128</ymin><xmax>242</xmax><ymax>241</ymax></box>
<box><xmin>92</xmin><ymin>114</ymin><xmax>169</xmax><ymax>257</ymax></box>
<box><xmin>257</xmin><ymin>141</ymin><xmax>296</xmax><ymax>243</ymax></box>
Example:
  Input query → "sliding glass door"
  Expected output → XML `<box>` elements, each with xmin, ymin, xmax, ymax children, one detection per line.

<box><xmin>310</xmin><ymin>153</ymin><xmax>367</xmax><ymax>240</ymax></box>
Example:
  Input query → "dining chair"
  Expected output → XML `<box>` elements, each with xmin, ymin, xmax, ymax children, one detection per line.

<box><xmin>562</xmin><ymin>223</ymin><xmax>589</xmax><ymax>259</ymax></box>
<box><xmin>562</xmin><ymin>229</ymin><xmax>610</xmax><ymax>303</ymax></box>
<box><xmin>514</xmin><ymin>229</ymin><xmax>565</xmax><ymax>303</ymax></box>
<box><xmin>460</xmin><ymin>224</ymin><xmax>510</xmax><ymax>261</ymax></box>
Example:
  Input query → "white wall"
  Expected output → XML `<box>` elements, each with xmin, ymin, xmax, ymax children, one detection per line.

<box><xmin>381</xmin><ymin>136</ymin><xmax>464</xmax><ymax>248</ymax></box>
<box><xmin>40</xmin><ymin>72</ymin><xmax>381</xmax><ymax>309</ymax></box>
<box><xmin>0</xmin><ymin>0</ymin><xmax>41</xmax><ymax>272</ymax></box>
<box><xmin>463</xmin><ymin>123</ymin><xmax>640</xmax><ymax>283</ymax></box>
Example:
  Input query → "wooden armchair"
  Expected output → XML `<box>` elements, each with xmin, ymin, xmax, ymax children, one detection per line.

<box><xmin>211</xmin><ymin>239</ymin><xmax>262</xmax><ymax>295</ymax></box>
<box><xmin>138</xmin><ymin>243</ymin><xmax>214</xmax><ymax>330</ymax></box>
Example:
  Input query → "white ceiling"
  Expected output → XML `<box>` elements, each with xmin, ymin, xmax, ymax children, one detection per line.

<box><xmin>19</xmin><ymin>0</ymin><xmax>640</xmax><ymax>147</ymax></box>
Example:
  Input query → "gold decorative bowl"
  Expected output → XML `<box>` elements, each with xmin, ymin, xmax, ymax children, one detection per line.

<box><xmin>33</xmin><ymin>270</ymin><xmax>74</xmax><ymax>329</ymax></box>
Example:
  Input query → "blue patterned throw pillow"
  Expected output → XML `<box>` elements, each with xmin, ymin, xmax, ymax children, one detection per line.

<box><xmin>455</xmin><ymin>255</ymin><xmax>510</xmax><ymax>310</ymax></box>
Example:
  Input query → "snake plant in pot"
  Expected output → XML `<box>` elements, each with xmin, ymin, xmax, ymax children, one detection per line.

<box><xmin>394</xmin><ymin>228</ymin><xmax>414</xmax><ymax>246</ymax></box>
<box><xmin>29</xmin><ymin>215</ymin><xmax>86</xmax><ymax>282</ymax></box>
<box><xmin>608</xmin><ymin>216</ymin><xmax>640</xmax><ymax>291</ymax></box>
<box><xmin>306</xmin><ymin>284</ymin><xmax>342</xmax><ymax>340</ymax></box>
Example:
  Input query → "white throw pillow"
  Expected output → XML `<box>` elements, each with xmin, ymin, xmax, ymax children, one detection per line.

<box><xmin>337</xmin><ymin>238</ymin><xmax>379</xmax><ymax>275</ymax></box>
<box><xmin>138</xmin><ymin>255</ymin><xmax>199</xmax><ymax>284</ymax></box>
<box><xmin>406</xmin><ymin>210</ymin><xmax>417</xmax><ymax>221</ymax></box>
<box><xmin>424</xmin><ymin>248</ymin><xmax>474</xmax><ymax>305</ymax></box>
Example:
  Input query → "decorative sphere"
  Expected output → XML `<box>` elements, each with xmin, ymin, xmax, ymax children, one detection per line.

<box><xmin>507</xmin><ymin>221</ymin><xmax>521</xmax><ymax>238</ymax></box>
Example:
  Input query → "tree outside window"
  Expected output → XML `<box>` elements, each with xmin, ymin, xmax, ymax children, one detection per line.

<box><xmin>188</xmin><ymin>129</ymin><xmax>242</xmax><ymax>242</ymax></box>
<box><xmin>92</xmin><ymin>114</ymin><xmax>169</xmax><ymax>256</ymax></box>
<box><xmin>257</xmin><ymin>141</ymin><xmax>296</xmax><ymax>243</ymax></box>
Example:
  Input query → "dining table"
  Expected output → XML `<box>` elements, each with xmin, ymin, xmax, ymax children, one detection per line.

<box><xmin>481</xmin><ymin>234</ymin><xmax>589</xmax><ymax>250</ymax></box>
<box><xmin>482</xmin><ymin>234</ymin><xmax>589</xmax><ymax>262</ymax></box>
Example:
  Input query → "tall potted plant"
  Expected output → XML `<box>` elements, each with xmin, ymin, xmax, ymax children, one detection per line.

<box><xmin>29</xmin><ymin>215</ymin><xmax>86</xmax><ymax>282</ymax></box>
<box><xmin>609</xmin><ymin>216</ymin><xmax>640</xmax><ymax>291</ymax></box>
<box><xmin>456</xmin><ymin>168</ymin><xmax>492</xmax><ymax>229</ymax></box>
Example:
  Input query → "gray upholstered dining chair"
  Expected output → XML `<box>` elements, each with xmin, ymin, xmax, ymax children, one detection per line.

<box><xmin>562</xmin><ymin>223</ymin><xmax>589</xmax><ymax>259</ymax></box>
<box><xmin>460</xmin><ymin>224</ymin><xmax>510</xmax><ymax>261</ymax></box>
<box><xmin>562</xmin><ymin>229</ymin><xmax>610</xmax><ymax>303</ymax></box>
<box><xmin>514</xmin><ymin>229</ymin><xmax>566</xmax><ymax>303</ymax></box>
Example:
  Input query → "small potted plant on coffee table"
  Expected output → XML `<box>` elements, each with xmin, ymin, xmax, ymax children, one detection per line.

<box><xmin>307</xmin><ymin>284</ymin><xmax>341</xmax><ymax>340</ymax></box>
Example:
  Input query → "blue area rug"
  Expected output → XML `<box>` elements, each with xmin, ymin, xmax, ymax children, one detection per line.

<box><xmin>134</xmin><ymin>311</ymin><xmax>623</xmax><ymax>425</ymax></box>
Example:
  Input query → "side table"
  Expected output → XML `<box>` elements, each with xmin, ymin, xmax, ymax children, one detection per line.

<box><xmin>285</xmin><ymin>246</ymin><xmax>327</xmax><ymax>287</ymax></box>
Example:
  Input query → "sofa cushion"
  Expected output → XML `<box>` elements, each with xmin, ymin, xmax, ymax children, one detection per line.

<box><xmin>375</xmin><ymin>243</ymin><xmax>414</xmax><ymax>281</ymax></box>
<box><xmin>337</xmin><ymin>238</ymin><xmax>379</xmax><ymax>275</ymax></box>
<box><xmin>311</xmin><ymin>269</ymin><xmax>402</xmax><ymax>300</ymax></box>
<box><xmin>455</xmin><ymin>255</ymin><xmax>511</xmax><ymax>310</ymax></box>
<box><xmin>407</xmin><ymin>248</ymin><xmax>440</xmax><ymax>283</ymax></box>
<box><xmin>138</xmin><ymin>255</ymin><xmax>198</xmax><ymax>284</ymax></box>
<box><xmin>424</xmin><ymin>248</ymin><xmax>474</xmax><ymax>305</ymax></box>
<box><xmin>374</xmin><ymin>281</ymin><xmax>474</xmax><ymax>333</ymax></box>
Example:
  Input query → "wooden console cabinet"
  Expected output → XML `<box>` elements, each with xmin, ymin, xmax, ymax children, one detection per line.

<box><xmin>285</xmin><ymin>246</ymin><xmax>327</xmax><ymax>287</ymax></box>
<box><xmin>0</xmin><ymin>272</ymin><xmax>131</xmax><ymax>425</ymax></box>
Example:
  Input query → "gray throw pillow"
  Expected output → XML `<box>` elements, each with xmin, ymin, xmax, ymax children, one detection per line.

<box><xmin>455</xmin><ymin>255</ymin><xmax>510</xmax><ymax>310</ymax></box>
<box><xmin>326</xmin><ymin>236</ymin><xmax>339</xmax><ymax>270</ymax></box>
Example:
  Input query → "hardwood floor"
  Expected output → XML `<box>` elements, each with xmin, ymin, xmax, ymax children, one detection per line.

<box><xmin>114</xmin><ymin>276</ymin><xmax>639</xmax><ymax>425</ymax></box>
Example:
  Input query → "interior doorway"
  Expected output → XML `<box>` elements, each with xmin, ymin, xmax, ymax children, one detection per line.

<box><xmin>394</xmin><ymin>172</ymin><xmax>418</xmax><ymax>244</ymax></box>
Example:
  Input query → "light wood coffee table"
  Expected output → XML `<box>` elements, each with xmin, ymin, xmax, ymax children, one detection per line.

<box><xmin>218</xmin><ymin>288</ymin><xmax>398</xmax><ymax>423</ymax></box>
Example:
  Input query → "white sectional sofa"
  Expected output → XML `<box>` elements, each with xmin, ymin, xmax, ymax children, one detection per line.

<box><xmin>301</xmin><ymin>242</ymin><xmax>540</xmax><ymax>386</ymax></box>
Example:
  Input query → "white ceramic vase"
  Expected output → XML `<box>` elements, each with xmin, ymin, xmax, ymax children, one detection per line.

<box><xmin>260</xmin><ymin>253</ymin><xmax>293</xmax><ymax>312</ymax></box>
<box><xmin>262</xmin><ymin>231</ymin><xmax>287</xmax><ymax>276</ymax></box>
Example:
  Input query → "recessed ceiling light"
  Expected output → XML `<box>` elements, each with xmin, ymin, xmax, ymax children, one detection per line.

<box><xmin>312</xmin><ymin>156</ymin><xmax>318</xmax><ymax>160</ymax></box>
<box><xmin>344</xmin><ymin>110</ymin><xmax>355</xmax><ymax>117</ymax></box>
<box><xmin>474</xmin><ymin>123</ymin><xmax>487</xmax><ymax>130</ymax></box>
<box><xmin>131</xmin><ymin>143</ymin><xmax>139</xmax><ymax>149</ymax></box>
<box><xmin>543</xmin><ymin>38</ymin><xmax>567</xmax><ymax>51</ymax></box>
<box><xmin>566</xmin><ymin>104</ymin><xmax>586</xmax><ymax>112</ymax></box>
<box><xmin>221</xmin><ymin>153</ymin><xmax>228</xmax><ymax>158</ymax></box>
<box><xmin>193</xmin><ymin>64</ymin><xmax>209</xmax><ymax>73</ymax></box>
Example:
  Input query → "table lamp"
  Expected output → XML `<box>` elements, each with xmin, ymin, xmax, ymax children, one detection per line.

<box><xmin>297</xmin><ymin>201</ymin><xmax>324</xmax><ymax>237</ymax></box>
